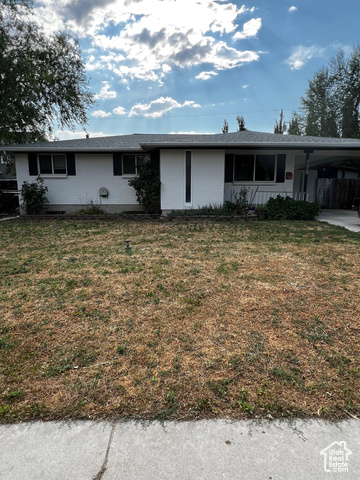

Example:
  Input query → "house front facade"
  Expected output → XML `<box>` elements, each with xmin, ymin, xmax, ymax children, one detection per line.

<box><xmin>6</xmin><ymin>131</ymin><xmax>360</xmax><ymax>214</ymax></box>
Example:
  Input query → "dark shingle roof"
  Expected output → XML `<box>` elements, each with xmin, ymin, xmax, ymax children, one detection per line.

<box><xmin>4</xmin><ymin>131</ymin><xmax>360</xmax><ymax>153</ymax></box>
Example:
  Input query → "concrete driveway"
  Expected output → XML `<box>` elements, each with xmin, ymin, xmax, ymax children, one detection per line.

<box><xmin>317</xmin><ymin>209</ymin><xmax>360</xmax><ymax>232</ymax></box>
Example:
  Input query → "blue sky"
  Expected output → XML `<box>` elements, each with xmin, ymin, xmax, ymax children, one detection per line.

<box><xmin>32</xmin><ymin>0</ymin><xmax>360</xmax><ymax>139</ymax></box>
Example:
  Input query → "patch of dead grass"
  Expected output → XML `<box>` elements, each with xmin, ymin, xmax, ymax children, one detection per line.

<box><xmin>0</xmin><ymin>219</ymin><xmax>359</xmax><ymax>422</ymax></box>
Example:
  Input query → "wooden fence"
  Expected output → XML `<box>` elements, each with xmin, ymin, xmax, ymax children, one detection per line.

<box><xmin>316</xmin><ymin>178</ymin><xmax>360</xmax><ymax>209</ymax></box>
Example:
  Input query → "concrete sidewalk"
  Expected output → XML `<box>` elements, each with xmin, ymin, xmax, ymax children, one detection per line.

<box><xmin>317</xmin><ymin>209</ymin><xmax>360</xmax><ymax>232</ymax></box>
<box><xmin>0</xmin><ymin>419</ymin><xmax>359</xmax><ymax>479</ymax></box>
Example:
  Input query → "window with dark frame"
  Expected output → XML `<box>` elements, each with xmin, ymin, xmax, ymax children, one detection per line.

<box><xmin>122</xmin><ymin>154</ymin><xmax>150</xmax><ymax>175</ymax></box>
<box><xmin>38</xmin><ymin>154</ymin><xmax>66</xmax><ymax>175</ymax></box>
<box><xmin>231</xmin><ymin>154</ymin><xmax>285</xmax><ymax>182</ymax></box>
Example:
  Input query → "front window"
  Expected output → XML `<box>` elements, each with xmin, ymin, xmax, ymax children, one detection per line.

<box><xmin>234</xmin><ymin>154</ymin><xmax>276</xmax><ymax>182</ymax></box>
<box><xmin>122</xmin><ymin>154</ymin><xmax>150</xmax><ymax>175</ymax></box>
<box><xmin>39</xmin><ymin>154</ymin><xmax>66</xmax><ymax>175</ymax></box>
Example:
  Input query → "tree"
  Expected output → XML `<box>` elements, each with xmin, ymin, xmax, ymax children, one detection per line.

<box><xmin>301</xmin><ymin>68</ymin><xmax>338</xmax><ymax>137</ymax></box>
<box><xmin>222</xmin><ymin>119</ymin><xmax>229</xmax><ymax>133</ymax></box>
<box><xmin>287</xmin><ymin>112</ymin><xmax>302</xmax><ymax>136</ymax></box>
<box><xmin>293</xmin><ymin>46</ymin><xmax>360</xmax><ymax>138</ymax></box>
<box><xmin>236</xmin><ymin>115</ymin><xmax>246</xmax><ymax>131</ymax></box>
<box><xmin>330</xmin><ymin>48</ymin><xmax>360</xmax><ymax>138</ymax></box>
<box><xmin>0</xmin><ymin>0</ymin><xmax>94</xmax><ymax>145</ymax></box>
<box><xmin>273</xmin><ymin>109</ymin><xmax>286</xmax><ymax>134</ymax></box>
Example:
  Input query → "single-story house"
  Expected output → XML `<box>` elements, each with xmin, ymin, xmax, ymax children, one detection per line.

<box><xmin>5</xmin><ymin>130</ymin><xmax>360</xmax><ymax>214</ymax></box>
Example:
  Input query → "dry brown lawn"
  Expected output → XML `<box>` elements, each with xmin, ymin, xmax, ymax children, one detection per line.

<box><xmin>0</xmin><ymin>218</ymin><xmax>359</xmax><ymax>422</ymax></box>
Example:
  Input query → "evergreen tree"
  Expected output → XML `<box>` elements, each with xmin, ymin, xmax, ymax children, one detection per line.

<box><xmin>294</xmin><ymin>46</ymin><xmax>360</xmax><ymax>138</ymax></box>
<box><xmin>273</xmin><ymin>109</ymin><xmax>286</xmax><ymax>134</ymax></box>
<box><xmin>287</xmin><ymin>112</ymin><xmax>302</xmax><ymax>135</ymax></box>
<box><xmin>301</xmin><ymin>68</ymin><xmax>338</xmax><ymax>137</ymax></box>
<box><xmin>222</xmin><ymin>119</ymin><xmax>229</xmax><ymax>133</ymax></box>
<box><xmin>330</xmin><ymin>48</ymin><xmax>360</xmax><ymax>138</ymax></box>
<box><xmin>236</xmin><ymin>115</ymin><xmax>246</xmax><ymax>131</ymax></box>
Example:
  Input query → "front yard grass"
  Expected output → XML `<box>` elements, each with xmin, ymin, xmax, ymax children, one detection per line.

<box><xmin>0</xmin><ymin>218</ymin><xmax>359</xmax><ymax>422</ymax></box>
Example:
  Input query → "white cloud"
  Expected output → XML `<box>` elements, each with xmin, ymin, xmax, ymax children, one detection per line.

<box><xmin>85</xmin><ymin>55</ymin><xmax>105</xmax><ymax>72</ymax></box>
<box><xmin>129</xmin><ymin>96</ymin><xmax>201</xmax><ymax>119</ymax></box>
<box><xmin>242</xmin><ymin>84</ymin><xmax>249</xmax><ymax>89</ymax></box>
<box><xmin>92</xmin><ymin>110</ymin><xmax>112</xmax><ymax>117</ymax></box>
<box><xmin>162</xmin><ymin>64</ymin><xmax>172</xmax><ymax>74</ymax></box>
<box><xmin>233</xmin><ymin>18</ymin><xmax>262</xmax><ymax>41</ymax></box>
<box><xmin>113</xmin><ymin>106</ymin><xmax>126</xmax><ymax>115</ymax></box>
<box><xmin>34</xmin><ymin>1</ymin><xmax>261</xmax><ymax>83</ymax></box>
<box><xmin>286</xmin><ymin>45</ymin><xmax>325</xmax><ymax>70</ymax></box>
<box><xmin>196</xmin><ymin>71</ymin><xmax>218</xmax><ymax>80</ymax></box>
<box><xmin>289</xmin><ymin>6</ymin><xmax>298</xmax><ymax>13</ymax></box>
<box><xmin>94</xmin><ymin>82</ymin><xmax>117</xmax><ymax>100</ymax></box>
<box><xmin>169</xmin><ymin>131</ymin><xmax>205</xmax><ymax>135</ymax></box>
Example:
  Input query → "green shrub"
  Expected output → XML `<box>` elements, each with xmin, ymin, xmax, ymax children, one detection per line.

<box><xmin>266</xmin><ymin>195</ymin><xmax>321</xmax><ymax>220</ymax></box>
<box><xmin>20</xmin><ymin>176</ymin><xmax>48</xmax><ymax>215</ymax></box>
<box><xmin>128</xmin><ymin>161</ymin><xmax>160</xmax><ymax>214</ymax></box>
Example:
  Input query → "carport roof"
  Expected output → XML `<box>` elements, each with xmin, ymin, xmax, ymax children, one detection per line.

<box><xmin>4</xmin><ymin>130</ymin><xmax>360</xmax><ymax>153</ymax></box>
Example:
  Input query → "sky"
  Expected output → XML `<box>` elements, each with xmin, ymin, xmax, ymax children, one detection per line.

<box><xmin>31</xmin><ymin>0</ymin><xmax>360</xmax><ymax>140</ymax></box>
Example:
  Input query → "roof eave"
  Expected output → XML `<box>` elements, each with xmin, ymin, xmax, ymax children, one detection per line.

<box><xmin>4</xmin><ymin>146</ymin><xmax>144</xmax><ymax>153</ymax></box>
<box><xmin>141</xmin><ymin>142</ymin><xmax>360</xmax><ymax>150</ymax></box>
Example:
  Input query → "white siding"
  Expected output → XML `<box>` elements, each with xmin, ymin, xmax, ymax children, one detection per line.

<box><xmin>15</xmin><ymin>153</ymin><xmax>139</xmax><ymax>213</ymax></box>
<box><xmin>160</xmin><ymin>149</ymin><xmax>225</xmax><ymax>211</ymax></box>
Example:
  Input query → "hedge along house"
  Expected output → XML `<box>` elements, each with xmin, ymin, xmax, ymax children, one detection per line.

<box><xmin>6</xmin><ymin>130</ymin><xmax>360</xmax><ymax>215</ymax></box>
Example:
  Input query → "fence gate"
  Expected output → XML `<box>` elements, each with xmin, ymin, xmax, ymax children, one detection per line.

<box><xmin>316</xmin><ymin>178</ymin><xmax>360</xmax><ymax>208</ymax></box>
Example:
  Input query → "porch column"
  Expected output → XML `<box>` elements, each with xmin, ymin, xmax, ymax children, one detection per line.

<box><xmin>303</xmin><ymin>149</ymin><xmax>314</xmax><ymax>198</ymax></box>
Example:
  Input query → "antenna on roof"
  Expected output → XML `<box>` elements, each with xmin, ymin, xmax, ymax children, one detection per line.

<box><xmin>84</xmin><ymin>128</ymin><xmax>89</xmax><ymax>139</ymax></box>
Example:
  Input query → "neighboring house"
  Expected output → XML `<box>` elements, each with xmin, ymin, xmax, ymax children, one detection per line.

<box><xmin>5</xmin><ymin>131</ymin><xmax>360</xmax><ymax>215</ymax></box>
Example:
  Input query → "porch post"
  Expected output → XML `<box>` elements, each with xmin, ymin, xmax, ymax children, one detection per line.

<box><xmin>303</xmin><ymin>149</ymin><xmax>314</xmax><ymax>199</ymax></box>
